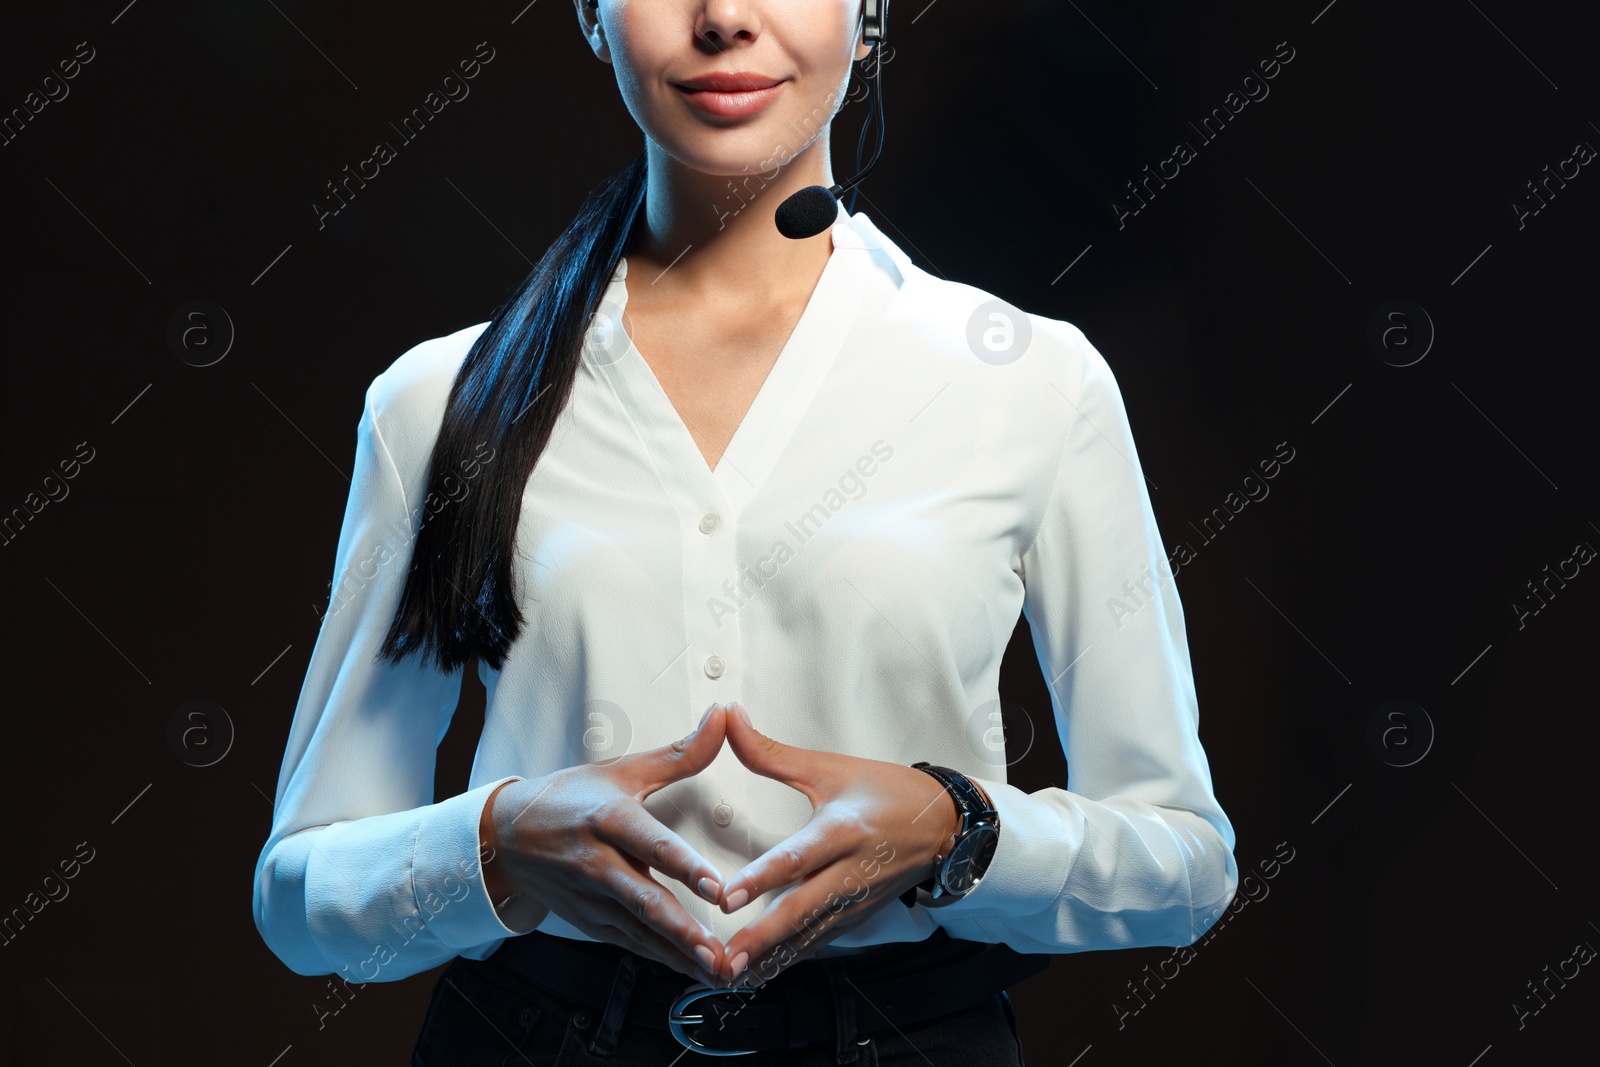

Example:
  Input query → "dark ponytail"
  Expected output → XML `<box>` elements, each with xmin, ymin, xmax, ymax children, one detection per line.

<box><xmin>378</xmin><ymin>152</ymin><xmax>648</xmax><ymax>673</ymax></box>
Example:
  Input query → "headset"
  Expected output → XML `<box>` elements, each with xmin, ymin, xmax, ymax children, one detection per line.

<box><xmin>862</xmin><ymin>0</ymin><xmax>888</xmax><ymax>44</ymax></box>
<box><xmin>776</xmin><ymin>0</ymin><xmax>890</xmax><ymax>237</ymax></box>
<box><xmin>586</xmin><ymin>0</ymin><xmax>886</xmax><ymax>39</ymax></box>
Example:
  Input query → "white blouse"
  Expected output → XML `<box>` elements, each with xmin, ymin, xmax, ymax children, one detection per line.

<box><xmin>253</xmin><ymin>204</ymin><xmax>1238</xmax><ymax>984</ymax></box>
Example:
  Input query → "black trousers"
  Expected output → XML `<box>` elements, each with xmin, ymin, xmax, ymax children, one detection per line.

<box><xmin>410</xmin><ymin>935</ymin><xmax>1030</xmax><ymax>1066</ymax></box>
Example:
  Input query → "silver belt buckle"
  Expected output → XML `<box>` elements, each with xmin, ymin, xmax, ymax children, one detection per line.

<box><xmin>668</xmin><ymin>983</ymin><xmax>760</xmax><ymax>1056</ymax></box>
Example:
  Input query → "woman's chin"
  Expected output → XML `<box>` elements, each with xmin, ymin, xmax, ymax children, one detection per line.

<box><xmin>653</xmin><ymin>138</ymin><xmax>798</xmax><ymax>183</ymax></box>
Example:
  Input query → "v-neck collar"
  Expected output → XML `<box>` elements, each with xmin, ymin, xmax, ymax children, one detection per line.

<box><xmin>595</xmin><ymin>204</ymin><xmax>870</xmax><ymax>515</ymax></box>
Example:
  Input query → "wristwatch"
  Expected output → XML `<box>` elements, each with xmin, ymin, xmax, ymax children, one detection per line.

<box><xmin>900</xmin><ymin>762</ymin><xmax>1000</xmax><ymax>907</ymax></box>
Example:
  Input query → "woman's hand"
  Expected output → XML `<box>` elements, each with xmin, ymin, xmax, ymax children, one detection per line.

<box><xmin>711</xmin><ymin>702</ymin><xmax>963</xmax><ymax>984</ymax></box>
<box><xmin>483</xmin><ymin>703</ymin><xmax>733</xmax><ymax>986</ymax></box>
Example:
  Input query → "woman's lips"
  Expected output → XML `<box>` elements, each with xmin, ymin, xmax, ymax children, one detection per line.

<box><xmin>675</xmin><ymin>81</ymin><xmax>785</xmax><ymax>119</ymax></box>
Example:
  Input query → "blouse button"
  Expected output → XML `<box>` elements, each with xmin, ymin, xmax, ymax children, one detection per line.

<box><xmin>703</xmin><ymin>655</ymin><xmax>725</xmax><ymax>679</ymax></box>
<box><xmin>712</xmin><ymin>803</ymin><xmax>734</xmax><ymax>827</ymax></box>
<box><xmin>699</xmin><ymin>513</ymin><xmax>720</xmax><ymax>534</ymax></box>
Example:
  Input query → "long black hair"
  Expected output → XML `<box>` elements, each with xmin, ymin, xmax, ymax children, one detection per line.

<box><xmin>378</xmin><ymin>152</ymin><xmax>648</xmax><ymax>673</ymax></box>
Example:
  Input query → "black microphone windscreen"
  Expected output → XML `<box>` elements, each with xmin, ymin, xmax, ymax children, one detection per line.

<box><xmin>774</xmin><ymin>186</ymin><xmax>839</xmax><ymax>240</ymax></box>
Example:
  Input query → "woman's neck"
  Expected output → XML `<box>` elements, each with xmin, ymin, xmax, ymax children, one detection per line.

<box><xmin>624</xmin><ymin>138</ymin><xmax>839</xmax><ymax>306</ymax></box>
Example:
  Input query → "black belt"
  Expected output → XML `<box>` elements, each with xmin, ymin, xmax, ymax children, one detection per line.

<box><xmin>484</xmin><ymin>927</ymin><xmax>1050</xmax><ymax>1055</ymax></box>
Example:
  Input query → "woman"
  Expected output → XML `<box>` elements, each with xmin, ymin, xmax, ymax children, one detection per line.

<box><xmin>253</xmin><ymin>1</ymin><xmax>1239</xmax><ymax>1063</ymax></box>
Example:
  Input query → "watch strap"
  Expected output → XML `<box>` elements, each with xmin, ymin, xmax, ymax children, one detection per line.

<box><xmin>902</xmin><ymin>763</ymin><xmax>998</xmax><ymax>906</ymax></box>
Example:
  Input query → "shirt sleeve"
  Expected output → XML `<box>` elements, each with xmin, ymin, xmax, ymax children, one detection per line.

<box><xmin>923</xmin><ymin>320</ymin><xmax>1239</xmax><ymax>953</ymax></box>
<box><xmin>251</xmin><ymin>371</ymin><xmax>527</xmax><ymax>981</ymax></box>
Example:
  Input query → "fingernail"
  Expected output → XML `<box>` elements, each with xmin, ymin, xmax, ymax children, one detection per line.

<box><xmin>700</xmin><ymin>705</ymin><xmax>719</xmax><ymax>727</ymax></box>
<box><xmin>724</xmin><ymin>887</ymin><xmax>749</xmax><ymax>911</ymax></box>
<box><xmin>729</xmin><ymin>951</ymin><xmax>749</xmax><ymax>978</ymax></box>
<box><xmin>735</xmin><ymin>704</ymin><xmax>752</xmax><ymax>728</ymax></box>
<box><xmin>694</xmin><ymin>945</ymin><xmax>716</xmax><ymax>971</ymax></box>
<box><xmin>697</xmin><ymin>876</ymin><xmax>721</xmax><ymax>902</ymax></box>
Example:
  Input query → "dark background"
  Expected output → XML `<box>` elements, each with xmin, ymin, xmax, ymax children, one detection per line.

<box><xmin>2</xmin><ymin>0</ymin><xmax>1595</xmax><ymax>1063</ymax></box>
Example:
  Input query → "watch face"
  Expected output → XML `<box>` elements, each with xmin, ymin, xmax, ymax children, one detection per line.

<box><xmin>943</xmin><ymin>825</ymin><xmax>1000</xmax><ymax>895</ymax></box>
